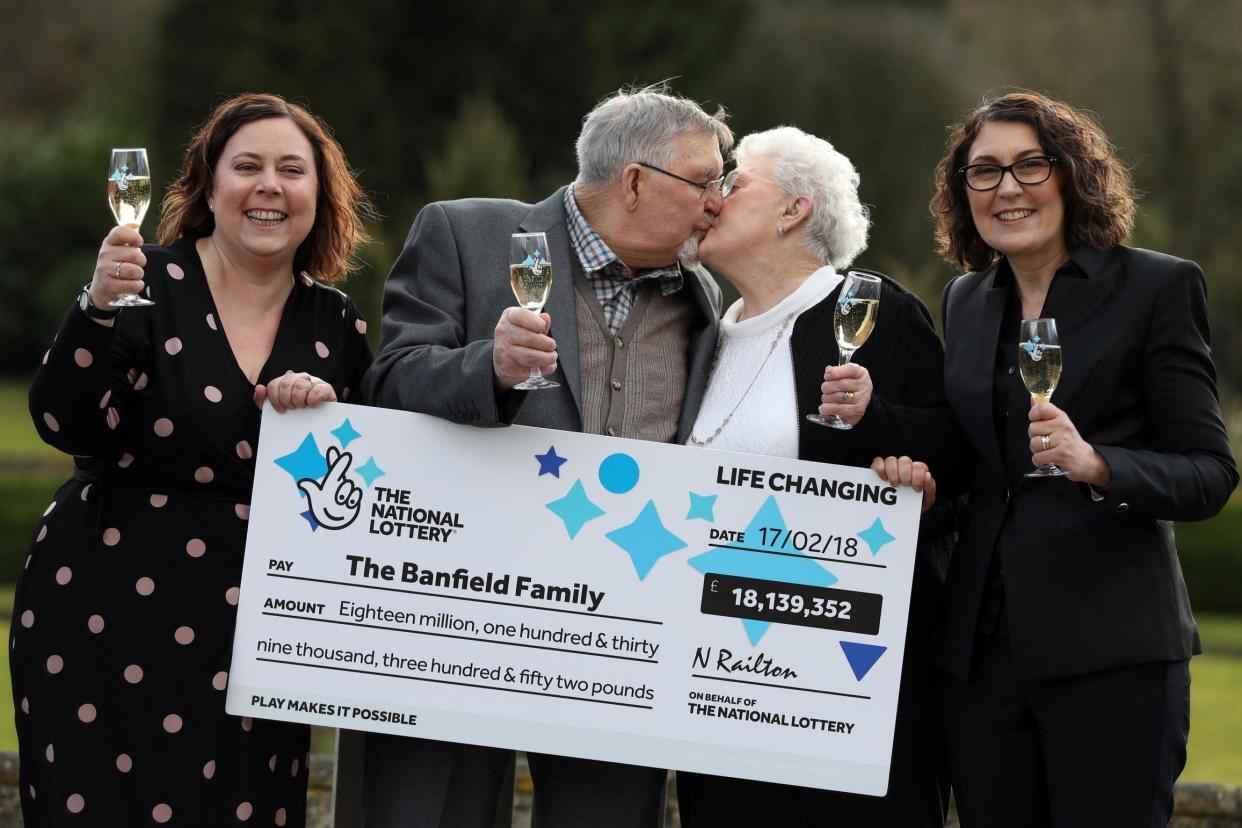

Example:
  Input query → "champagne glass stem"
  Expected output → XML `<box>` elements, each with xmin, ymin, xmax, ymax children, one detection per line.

<box><xmin>1026</xmin><ymin>392</ymin><xmax>1068</xmax><ymax>477</ymax></box>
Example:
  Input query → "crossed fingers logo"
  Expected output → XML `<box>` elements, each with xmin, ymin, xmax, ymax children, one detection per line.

<box><xmin>297</xmin><ymin>446</ymin><xmax>363</xmax><ymax>531</ymax></box>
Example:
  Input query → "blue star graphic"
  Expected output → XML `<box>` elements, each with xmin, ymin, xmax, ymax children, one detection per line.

<box><xmin>686</xmin><ymin>492</ymin><xmax>717</xmax><ymax>522</ymax></box>
<box><xmin>606</xmin><ymin>500</ymin><xmax>687</xmax><ymax>580</ymax></box>
<box><xmin>300</xmin><ymin>509</ymin><xmax>320</xmax><ymax>531</ymax></box>
<box><xmin>689</xmin><ymin>495</ymin><xmax>837</xmax><ymax>644</ymax></box>
<box><xmin>275</xmin><ymin>433</ymin><xmax>327</xmax><ymax>496</ymax></box>
<box><xmin>330</xmin><ymin>418</ymin><xmax>362</xmax><ymax>448</ymax></box>
<box><xmin>356</xmin><ymin>457</ymin><xmax>386</xmax><ymax>487</ymax></box>
<box><xmin>535</xmin><ymin>446</ymin><xmax>568</xmax><ymax>478</ymax></box>
<box><xmin>858</xmin><ymin>517</ymin><xmax>896</xmax><ymax>557</ymax></box>
<box><xmin>546</xmin><ymin>480</ymin><xmax>605</xmax><ymax>539</ymax></box>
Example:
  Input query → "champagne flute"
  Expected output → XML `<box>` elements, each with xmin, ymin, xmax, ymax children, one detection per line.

<box><xmin>807</xmin><ymin>271</ymin><xmax>882</xmax><ymax>429</ymax></box>
<box><xmin>107</xmin><ymin>148</ymin><xmax>154</xmax><ymax>307</ymax></box>
<box><xmin>509</xmin><ymin>232</ymin><xmax>559</xmax><ymax>390</ymax></box>
<box><xmin>1018</xmin><ymin>318</ymin><xmax>1067</xmax><ymax>478</ymax></box>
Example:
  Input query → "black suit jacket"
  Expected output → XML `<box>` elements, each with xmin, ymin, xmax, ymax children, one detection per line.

<box><xmin>935</xmin><ymin>245</ymin><xmax>1237</xmax><ymax>681</ymax></box>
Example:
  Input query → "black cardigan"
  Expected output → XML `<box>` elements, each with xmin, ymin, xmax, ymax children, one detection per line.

<box><xmin>789</xmin><ymin>272</ymin><xmax>968</xmax><ymax>491</ymax></box>
<box><xmin>787</xmin><ymin>271</ymin><xmax>969</xmax><ymax>645</ymax></box>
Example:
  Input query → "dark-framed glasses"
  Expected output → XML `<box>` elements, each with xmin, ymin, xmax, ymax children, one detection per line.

<box><xmin>959</xmin><ymin>155</ymin><xmax>1058</xmax><ymax>191</ymax></box>
<box><xmin>636</xmin><ymin>161</ymin><xmax>725</xmax><ymax>200</ymax></box>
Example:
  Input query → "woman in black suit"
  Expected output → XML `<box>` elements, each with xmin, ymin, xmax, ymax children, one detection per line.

<box><xmin>929</xmin><ymin>91</ymin><xmax>1237</xmax><ymax>827</ymax></box>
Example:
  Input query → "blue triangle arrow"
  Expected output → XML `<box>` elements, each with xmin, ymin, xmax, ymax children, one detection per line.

<box><xmin>840</xmin><ymin>641</ymin><xmax>886</xmax><ymax>681</ymax></box>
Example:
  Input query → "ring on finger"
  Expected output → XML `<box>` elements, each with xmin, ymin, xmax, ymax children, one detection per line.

<box><xmin>1041</xmin><ymin>434</ymin><xmax>1052</xmax><ymax>451</ymax></box>
<box><xmin>842</xmin><ymin>390</ymin><xmax>855</xmax><ymax>404</ymax></box>
<box><xmin>113</xmin><ymin>262</ymin><xmax>122</xmax><ymax>279</ymax></box>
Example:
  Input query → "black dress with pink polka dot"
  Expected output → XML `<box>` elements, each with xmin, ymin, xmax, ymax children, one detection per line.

<box><xmin>13</xmin><ymin>238</ymin><xmax>371</xmax><ymax>827</ymax></box>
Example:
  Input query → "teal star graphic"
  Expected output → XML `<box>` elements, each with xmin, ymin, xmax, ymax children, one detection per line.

<box><xmin>689</xmin><ymin>495</ymin><xmax>837</xmax><ymax>644</ymax></box>
<box><xmin>686</xmin><ymin>492</ymin><xmax>717</xmax><ymax>522</ymax></box>
<box><xmin>546</xmin><ymin>480</ymin><xmax>605</xmax><ymax>539</ymax></box>
<box><xmin>275</xmin><ymin>433</ymin><xmax>327</xmax><ymax>496</ymax></box>
<box><xmin>356</xmin><ymin>456</ymin><xmax>386</xmax><ymax>487</ymax></box>
<box><xmin>606</xmin><ymin>500</ymin><xmax>686</xmax><ymax>580</ymax></box>
<box><xmin>858</xmin><ymin>517</ymin><xmax>896</xmax><ymax>557</ymax></box>
<box><xmin>330</xmin><ymin>418</ymin><xmax>362</xmax><ymax>448</ymax></box>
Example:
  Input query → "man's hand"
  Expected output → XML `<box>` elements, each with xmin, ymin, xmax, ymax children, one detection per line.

<box><xmin>494</xmin><ymin>307</ymin><xmax>558</xmax><ymax>390</ymax></box>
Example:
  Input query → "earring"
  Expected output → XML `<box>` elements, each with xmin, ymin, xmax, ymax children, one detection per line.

<box><xmin>777</xmin><ymin>224</ymin><xmax>785</xmax><ymax>238</ymax></box>
<box><xmin>208</xmin><ymin>200</ymin><xmax>215</xmax><ymax>212</ymax></box>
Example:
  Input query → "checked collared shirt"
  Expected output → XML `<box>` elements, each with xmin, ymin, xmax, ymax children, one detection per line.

<box><xmin>562</xmin><ymin>186</ymin><xmax>683</xmax><ymax>334</ymax></box>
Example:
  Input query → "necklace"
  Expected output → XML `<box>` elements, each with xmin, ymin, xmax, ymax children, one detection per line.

<box><xmin>689</xmin><ymin>312</ymin><xmax>796</xmax><ymax>446</ymax></box>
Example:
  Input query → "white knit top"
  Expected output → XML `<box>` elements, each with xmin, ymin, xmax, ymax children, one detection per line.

<box><xmin>687</xmin><ymin>266</ymin><xmax>842</xmax><ymax>457</ymax></box>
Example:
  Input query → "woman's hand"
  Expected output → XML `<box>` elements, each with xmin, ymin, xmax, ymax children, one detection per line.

<box><xmin>819</xmin><ymin>363</ymin><xmax>873</xmax><ymax>426</ymax></box>
<box><xmin>1028</xmin><ymin>402</ymin><xmax>1111</xmax><ymax>487</ymax></box>
<box><xmin>255</xmin><ymin>371</ymin><xmax>337</xmax><ymax>413</ymax></box>
<box><xmin>89</xmin><ymin>225</ymin><xmax>147</xmax><ymax>311</ymax></box>
<box><xmin>871</xmin><ymin>455</ymin><xmax>937</xmax><ymax>513</ymax></box>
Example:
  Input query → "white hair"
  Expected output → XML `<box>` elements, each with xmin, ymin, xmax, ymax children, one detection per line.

<box><xmin>735</xmin><ymin>126</ymin><xmax>870</xmax><ymax>269</ymax></box>
<box><xmin>575</xmin><ymin>83</ymin><xmax>734</xmax><ymax>186</ymax></box>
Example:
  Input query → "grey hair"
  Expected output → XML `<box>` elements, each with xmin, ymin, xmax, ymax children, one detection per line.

<box><xmin>735</xmin><ymin>126</ymin><xmax>870</xmax><ymax>269</ymax></box>
<box><xmin>575</xmin><ymin>83</ymin><xmax>734</xmax><ymax>186</ymax></box>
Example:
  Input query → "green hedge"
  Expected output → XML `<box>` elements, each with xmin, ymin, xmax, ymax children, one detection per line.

<box><xmin>0</xmin><ymin>476</ymin><xmax>1239</xmax><ymax>613</ymax></box>
<box><xmin>1177</xmin><ymin>498</ymin><xmax>1242</xmax><ymax>614</ymax></box>
<box><xmin>0</xmin><ymin>474</ymin><xmax>65</xmax><ymax>582</ymax></box>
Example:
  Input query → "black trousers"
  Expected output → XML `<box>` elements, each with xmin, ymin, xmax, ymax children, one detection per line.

<box><xmin>526</xmin><ymin>754</ymin><xmax>667</xmax><ymax>828</ymax></box>
<box><xmin>939</xmin><ymin>632</ymin><xmax>1190</xmax><ymax>828</ymax></box>
<box><xmin>362</xmin><ymin>735</ymin><xmax>513</xmax><ymax>828</ymax></box>
<box><xmin>677</xmin><ymin>648</ymin><xmax>949</xmax><ymax>828</ymax></box>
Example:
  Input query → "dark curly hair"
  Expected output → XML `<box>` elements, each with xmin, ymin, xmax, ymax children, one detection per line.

<box><xmin>930</xmin><ymin>91</ymin><xmax>1137</xmax><ymax>272</ymax></box>
<box><xmin>158</xmin><ymin>93</ymin><xmax>374</xmax><ymax>284</ymax></box>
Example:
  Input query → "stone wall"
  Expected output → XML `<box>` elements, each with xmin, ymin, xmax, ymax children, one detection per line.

<box><xmin>1</xmin><ymin>753</ymin><xmax>1237</xmax><ymax>827</ymax></box>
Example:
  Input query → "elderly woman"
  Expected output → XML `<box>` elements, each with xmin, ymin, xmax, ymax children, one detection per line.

<box><xmin>677</xmin><ymin>126</ymin><xmax>965</xmax><ymax>826</ymax></box>
<box><xmin>930</xmin><ymin>91</ymin><xmax>1237</xmax><ymax>826</ymax></box>
<box><xmin>15</xmin><ymin>93</ymin><xmax>374</xmax><ymax>826</ymax></box>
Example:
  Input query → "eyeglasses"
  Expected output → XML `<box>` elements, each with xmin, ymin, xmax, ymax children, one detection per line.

<box><xmin>637</xmin><ymin>162</ymin><xmax>726</xmax><ymax>200</ymax></box>
<box><xmin>958</xmin><ymin>155</ymin><xmax>1058</xmax><ymax>191</ymax></box>
<box><xmin>720</xmin><ymin>169</ymin><xmax>740</xmax><ymax>199</ymax></box>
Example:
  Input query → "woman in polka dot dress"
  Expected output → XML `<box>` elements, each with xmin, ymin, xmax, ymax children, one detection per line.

<box><xmin>14</xmin><ymin>93</ymin><xmax>374</xmax><ymax>826</ymax></box>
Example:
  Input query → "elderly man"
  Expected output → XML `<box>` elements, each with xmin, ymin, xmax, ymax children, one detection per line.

<box><xmin>361</xmin><ymin>85</ymin><xmax>732</xmax><ymax>828</ymax></box>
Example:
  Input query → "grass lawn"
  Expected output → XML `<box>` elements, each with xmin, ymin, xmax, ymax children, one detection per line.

<box><xmin>1186</xmin><ymin>654</ymin><xmax>1242</xmax><ymax>784</ymax></box>
<box><xmin>1198</xmin><ymin>613</ymin><xmax>1242</xmax><ymax>653</ymax></box>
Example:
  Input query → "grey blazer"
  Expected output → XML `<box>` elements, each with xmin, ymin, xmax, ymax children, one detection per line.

<box><xmin>363</xmin><ymin>186</ymin><xmax>722</xmax><ymax>440</ymax></box>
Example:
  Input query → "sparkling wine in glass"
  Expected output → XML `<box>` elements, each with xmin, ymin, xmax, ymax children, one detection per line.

<box><xmin>107</xmin><ymin>148</ymin><xmax>154</xmax><ymax>307</ymax></box>
<box><xmin>808</xmin><ymin>271</ymin><xmax>881</xmax><ymax>429</ymax></box>
<box><xmin>1019</xmin><ymin>317</ymin><xmax>1067</xmax><ymax>477</ymax></box>
<box><xmin>509</xmin><ymin>232</ymin><xmax>559</xmax><ymax>390</ymax></box>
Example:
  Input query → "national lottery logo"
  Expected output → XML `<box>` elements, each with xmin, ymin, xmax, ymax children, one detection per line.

<box><xmin>273</xmin><ymin>418</ymin><xmax>387</xmax><ymax>532</ymax></box>
<box><xmin>298</xmin><ymin>446</ymin><xmax>363</xmax><ymax>530</ymax></box>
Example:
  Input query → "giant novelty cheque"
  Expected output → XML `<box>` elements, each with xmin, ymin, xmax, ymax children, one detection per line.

<box><xmin>226</xmin><ymin>403</ymin><xmax>921</xmax><ymax>795</ymax></box>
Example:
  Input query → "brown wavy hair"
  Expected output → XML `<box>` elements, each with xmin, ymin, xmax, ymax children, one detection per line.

<box><xmin>158</xmin><ymin>93</ymin><xmax>374</xmax><ymax>284</ymax></box>
<box><xmin>930</xmin><ymin>91</ymin><xmax>1137</xmax><ymax>273</ymax></box>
